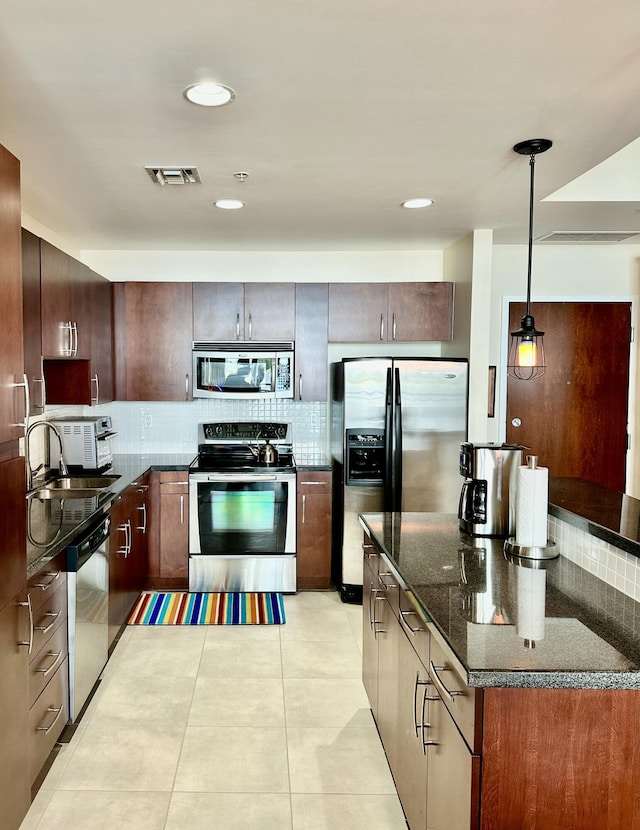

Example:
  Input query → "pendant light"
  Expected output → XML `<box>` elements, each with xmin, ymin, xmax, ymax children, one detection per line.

<box><xmin>507</xmin><ymin>138</ymin><xmax>552</xmax><ymax>380</ymax></box>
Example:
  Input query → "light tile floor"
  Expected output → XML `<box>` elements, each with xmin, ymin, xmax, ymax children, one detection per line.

<box><xmin>20</xmin><ymin>591</ymin><xmax>408</xmax><ymax>830</ymax></box>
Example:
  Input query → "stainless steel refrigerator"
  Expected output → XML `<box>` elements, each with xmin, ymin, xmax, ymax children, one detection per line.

<box><xmin>331</xmin><ymin>357</ymin><xmax>468</xmax><ymax>602</ymax></box>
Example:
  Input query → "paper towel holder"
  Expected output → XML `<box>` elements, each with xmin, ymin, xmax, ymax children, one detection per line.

<box><xmin>504</xmin><ymin>537</ymin><xmax>559</xmax><ymax>561</ymax></box>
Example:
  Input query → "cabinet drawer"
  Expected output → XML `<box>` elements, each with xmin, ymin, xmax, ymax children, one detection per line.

<box><xmin>28</xmin><ymin>556</ymin><xmax>66</xmax><ymax>615</ymax></box>
<box><xmin>297</xmin><ymin>472</ymin><xmax>331</xmax><ymax>495</ymax></box>
<box><xmin>29</xmin><ymin>656</ymin><xmax>69</xmax><ymax>784</ymax></box>
<box><xmin>159</xmin><ymin>471</ymin><xmax>188</xmax><ymax>484</ymax></box>
<box><xmin>30</xmin><ymin>581</ymin><xmax>67</xmax><ymax>657</ymax></box>
<box><xmin>429</xmin><ymin>629</ymin><xmax>478</xmax><ymax>752</ymax></box>
<box><xmin>28</xmin><ymin>619</ymin><xmax>67</xmax><ymax>707</ymax></box>
<box><xmin>160</xmin><ymin>482</ymin><xmax>189</xmax><ymax>495</ymax></box>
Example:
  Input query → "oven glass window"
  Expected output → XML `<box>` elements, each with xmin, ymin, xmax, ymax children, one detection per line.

<box><xmin>197</xmin><ymin>481</ymin><xmax>289</xmax><ymax>553</ymax></box>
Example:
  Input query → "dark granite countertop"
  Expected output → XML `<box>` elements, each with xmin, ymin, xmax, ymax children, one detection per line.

<box><xmin>359</xmin><ymin>512</ymin><xmax>640</xmax><ymax>690</ymax></box>
<box><xmin>26</xmin><ymin>453</ymin><xmax>194</xmax><ymax>576</ymax></box>
<box><xmin>549</xmin><ymin>476</ymin><xmax>640</xmax><ymax>557</ymax></box>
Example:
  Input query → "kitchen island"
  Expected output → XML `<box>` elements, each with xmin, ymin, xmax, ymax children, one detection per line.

<box><xmin>359</xmin><ymin>511</ymin><xmax>640</xmax><ymax>830</ymax></box>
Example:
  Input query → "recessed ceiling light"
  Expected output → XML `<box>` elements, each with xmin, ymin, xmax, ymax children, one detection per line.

<box><xmin>183</xmin><ymin>83</ymin><xmax>236</xmax><ymax>107</ymax></box>
<box><xmin>214</xmin><ymin>199</ymin><xmax>245</xmax><ymax>210</ymax></box>
<box><xmin>401</xmin><ymin>197</ymin><xmax>434</xmax><ymax>209</ymax></box>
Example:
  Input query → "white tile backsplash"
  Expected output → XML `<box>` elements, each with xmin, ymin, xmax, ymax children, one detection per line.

<box><xmin>550</xmin><ymin>515</ymin><xmax>640</xmax><ymax>602</ymax></box>
<box><xmin>95</xmin><ymin>400</ymin><xmax>328</xmax><ymax>458</ymax></box>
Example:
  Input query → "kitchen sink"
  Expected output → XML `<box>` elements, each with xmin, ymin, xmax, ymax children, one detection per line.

<box><xmin>42</xmin><ymin>475</ymin><xmax>120</xmax><ymax>490</ymax></box>
<box><xmin>28</xmin><ymin>475</ymin><xmax>120</xmax><ymax>500</ymax></box>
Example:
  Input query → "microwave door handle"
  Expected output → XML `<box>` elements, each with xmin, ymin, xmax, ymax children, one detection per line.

<box><xmin>393</xmin><ymin>367</ymin><xmax>403</xmax><ymax>512</ymax></box>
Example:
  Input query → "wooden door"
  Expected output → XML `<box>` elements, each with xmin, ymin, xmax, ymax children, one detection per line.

<box><xmin>295</xmin><ymin>283</ymin><xmax>328</xmax><ymax>401</ymax></box>
<box><xmin>0</xmin><ymin>144</ymin><xmax>25</xmax><ymax>444</ymax></box>
<box><xmin>193</xmin><ymin>282</ymin><xmax>244</xmax><ymax>340</ymax></box>
<box><xmin>328</xmin><ymin>283</ymin><xmax>389</xmax><ymax>342</ymax></box>
<box><xmin>506</xmin><ymin>302</ymin><xmax>631</xmax><ymax>492</ymax></box>
<box><xmin>116</xmin><ymin>282</ymin><xmax>193</xmax><ymax>401</ymax></box>
<box><xmin>296</xmin><ymin>471</ymin><xmax>332</xmax><ymax>588</ymax></box>
<box><xmin>243</xmin><ymin>283</ymin><xmax>295</xmax><ymax>340</ymax></box>
<box><xmin>388</xmin><ymin>282</ymin><xmax>454</xmax><ymax>342</ymax></box>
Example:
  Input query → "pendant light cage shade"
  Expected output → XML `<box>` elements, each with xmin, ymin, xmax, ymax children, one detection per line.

<box><xmin>507</xmin><ymin>138</ymin><xmax>552</xmax><ymax>381</ymax></box>
<box><xmin>508</xmin><ymin>314</ymin><xmax>546</xmax><ymax>380</ymax></box>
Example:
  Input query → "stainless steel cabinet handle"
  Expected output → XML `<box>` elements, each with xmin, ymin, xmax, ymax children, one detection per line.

<box><xmin>392</xmin><ymin>312</ymin><xmax>397</xmax><ymax>341</ymax></box>
<box><xmin>179</xmin><ymin>494</ymin><xmax>184</xmax><ymax>524</ymax></box>
<box><xmin>430</xmin><ymin>661</ymin><xmax>465</xmax><ymax>704</ymax></box>
<box><xmin>185</xmin><ymin>374</ymin><xmax>190</xmax><ymax>400</ymax></box>
<box><xmin>363</xmin><ymin>544</ymin><xmax>377</xmax><ymax>559</ymax></box>
<box><xmin>118</xmin><ymin>520</ymin><xmax>132</xmax><ymax>557</ymax></box>
<box><xmin>378</xmin><ymin>571</ymin><xmax>397</xmax><ymax>590</ymax></box>
<box><xmin>35</xmin><ymin>650</ymin><xmax>63</xmax><ymax>676</ymax></box>
<box><xmin>17</xmin><ymin>594</ymin><xmax>34</xmax><ymax>655</ymax></box>
<box><xmin>62</xmin><ymin>321</ymin><xmax>73</xmax><ymax>356</ymax></box>
<box><xmin>71</xmin><ymin>321</ymin><xmax>78</xmax><ymax>356</ymax></box>
<box><xmin>91</xmin><ymin>374</ymin><xmax>99</xmax><ymax>405</ymax></box>
<box><xmin>33</xmin><ymin>571</ymin><xmax>61</xmax><ymax>592</ymax></box>
<box><xmin>248</xmin><ymin>313</ymin><xmax>253</xmax><ymax>340</ymax></box>
<box><xmin>301</xmin><ymin>493</ymin><xmax>306</xmax><ymax>523</ymax></box>
<box><xmin>400</xmin><ymin>609</ymin><xmax>424</xmax><ymax>635</ymax></box>
<box><xmin>13</xmin><ymin>374</ymin><xmax>30</xmax><ymax>431</ymax></box>
<box><xmin>33</xmin><ymin>376</ymin><xmax>45</xmax><ymax>412</ymax></box>
<box><xmin>137</xmin><ymin>503</ymin><xmax>147</xmax><ymax>533</ymax></box>
<box><xmin>37</xmin><ymin>705</ymin><xmax>64</xmax><ymax>734</ymax></box>
<box><xmin>35</xmin><ymin>610</ymin><xmax>61</xmax><ymax>634</ymax></box>
<box><xmin>298</xmin><ymin>374</ymin><xmax>303</xmax><ymax>401</ymax></box>
<box><xmin>137</xmin><ymin>485</ymin><xmax>149</xmax><ymax>492</ymax></box>
<box><xmin>380</xmin><ymin>313</ymin><xmax>384</xmax><ymax>341</ymax></box>
<box><xmin>235</xmin><ymin>312</ymin><xmax>240</xmax><ymax>339</ymax></box>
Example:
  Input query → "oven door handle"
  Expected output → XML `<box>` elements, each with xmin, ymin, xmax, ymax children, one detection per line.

<box><xmin>199</xmin><ymin>473</ymin><xmax>289</xmax><ymax>482</ymax></box>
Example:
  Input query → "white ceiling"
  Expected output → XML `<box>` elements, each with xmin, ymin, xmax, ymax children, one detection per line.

<box><xmin>1</xmin><ymin>0</ymin><xmax>639</xmax><ymax>252</ymax></box>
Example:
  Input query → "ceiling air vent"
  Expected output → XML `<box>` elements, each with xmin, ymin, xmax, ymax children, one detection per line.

<box><xmin>537</xmin><ymin>230</ymin><xmax>640</xmax><ymax>243</ymax></box>
<box><xmin>145</xmin><ymin>166</ymin><xmax>202</xmax><ymax>186</ymax></box>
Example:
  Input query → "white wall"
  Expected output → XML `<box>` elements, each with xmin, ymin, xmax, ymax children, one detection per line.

<box><xmin>81</xmin><ymin>249</ymin><xmax>444</xmax><ymax>284</ymax></box>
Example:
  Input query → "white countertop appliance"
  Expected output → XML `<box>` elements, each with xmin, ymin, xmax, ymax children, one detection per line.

<box><xmin>50</xmin><ymin>416</ymin><xmax>116</xmax><ymax>473</ymax></box>
<box><xmin>189</xmin><ymin>421</ymin><xmax>296</xmax><ymax>593</ymax></box>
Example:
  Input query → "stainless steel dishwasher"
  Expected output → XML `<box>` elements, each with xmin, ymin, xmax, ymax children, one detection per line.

<box><xmin>66</xmin><ymin>513</ymin><xmax>110</xmax><ymax>722</ymax></box>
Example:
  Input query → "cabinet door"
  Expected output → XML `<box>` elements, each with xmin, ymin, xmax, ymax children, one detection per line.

<box><xmin>40</xmin><ymin>239</ymin><xmax>73</xmax><ymax>358</ymax></box>
<box><xmin>395</xmin><ymin>623</ymin><xmax>429</xmax><ymax>830</ymax></box>
<box><xmin>388</xmin><ymin>282</ymin><xmax>454</xmax><ymax>342</ymax></box>
<box><xmin>243</xmin><ymin>283</ymin><xmax>295</xmax><ymax>340</ymax></box>
<box><xmin>0</xmin><ymin>144</ymin><xmax>26</xmax><ymax>444</ymax></box>
<box><xmin>159</xmin><ymin>478</ymin><xmax>189</xmax><ymax>581</ymax></box>
<box><xmin>193</xmin><ymin>282</ymin><xmax>244</xmax><ymax>341</ymax></box>
<box><xmin>86</xmin><ymin>264</ymin><xmax>113</xmax><ymax>403</ymax></box>
<box><xmin>328</xmin><ymin>283</ymin><xmax>389</xmax><ymax>342</ymax></box>
<box><xmin>132</xmin><ymin>479</ymin><xmax>149</xmax><ymax>589</ymax></box>
<box><xmin>116</xmin><ymin>282</ymin><xmax>193</xmax><ymax>401</ymax></box>
<box><xmin>108</xmin><ymin>490</ymin><xmax>138</xmax><ymax>647</ymax></box>
<box><xmin>22</xmin><ymin>229</ymin><xmax>45</xmax><ymax>415</ymax></box>
<box><xmin>295</xmin><ymin>283</ymin><xmax>328</xmax><ymax>401</ymax></box>
<box><xmin>362</xmin><ymin>546</ymin><xmax>380</xmax><ymax>715</ymax></box>
<box><xmin>0</xmin><ymin>455</ymin><xmax>27</xmax><ymax>610</ymax></box>
<box><xmin>376</xmin><ymin>592</ymin><xmax>400</xmax><ymax>772</ymax></box>
<box><xmin>296</xmin><ymin>471</ymin><xmax>331</xmax><ymax>589</ymax></box>
<box><xmin>0</xmin><ymin>595</ymin><xmax>30</xmax><ymax>830</ymax></box>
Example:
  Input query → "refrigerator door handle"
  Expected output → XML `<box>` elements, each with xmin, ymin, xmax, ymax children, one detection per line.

<box><xmin>394</xmin><ymin>367</ymin><xmax>403</xmax><ymax>511</ymax></box>
<box><xmin>384</xmin><ymin>367</ymin><xmax>393</xmax><ymax>510</ymax></box>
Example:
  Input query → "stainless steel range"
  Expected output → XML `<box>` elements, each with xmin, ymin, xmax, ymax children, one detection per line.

<box><xmin>189</xmin><ymin>422</ymin><xmax>296</xmax><ymax>593</ymax></box>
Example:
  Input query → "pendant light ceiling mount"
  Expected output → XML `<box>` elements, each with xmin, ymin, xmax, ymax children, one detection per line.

<box><xmin>507</xmin><ymin>137</ymin><xmax>552</xmax><ymax>381</ymax></box>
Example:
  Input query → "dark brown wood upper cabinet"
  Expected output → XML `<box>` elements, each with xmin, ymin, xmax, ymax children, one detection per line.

<box><xmin>114</xmin><ymin>281</ymin><xmax>193</xmax><ymax>401</ymax></box>
<box><xmin>294</xmin><ymin>283</ymin><xmax>328</xmax><ymax>401</ymax></box>
<box><xmin>21</xmin><ymin>230</ymin><xmax>44</xmax><ymax>416</ymax></box>
<box><xmin>328</xmin><ymin>282</ymin><xmax>454</xmax><ymax>342</ymax></box>
<box><xmin>193</xmin><ymin>282</ymin><xmax>295</xmax><ymax>341</ymax></box>
<box><xmin>0</xmin><ymin>145</ymin><xmax>26</xmax><ymax>446</ymax></box>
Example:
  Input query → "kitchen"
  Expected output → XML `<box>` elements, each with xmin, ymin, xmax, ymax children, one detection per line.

<box><xmin>2</xmin><ymin>2</ymin><xmax>640</xmax><ymax>829</ymax></box>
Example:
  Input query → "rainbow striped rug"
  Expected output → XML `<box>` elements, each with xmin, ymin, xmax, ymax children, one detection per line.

<box><xmin>128</xmin><ymin>592</ymin><xmax>286</xmax><ymax>626</ymax></box>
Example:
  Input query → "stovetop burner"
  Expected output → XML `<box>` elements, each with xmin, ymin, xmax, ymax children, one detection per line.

<box><xmin>192</xmin><ymin>421</ymin><xmax>295</xmax><ymax>473</ymax></box>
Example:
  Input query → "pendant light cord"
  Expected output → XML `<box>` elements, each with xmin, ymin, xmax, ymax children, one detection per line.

<box><xmin>526</xmin><ymin>152</ymin><xmax>536</xmax><ymax>319</ymax></box>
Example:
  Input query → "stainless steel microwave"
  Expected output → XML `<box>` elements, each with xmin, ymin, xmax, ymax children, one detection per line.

<box><xmin>192</xmin><ymin>341</ymin><xmax>295</xmax><ymax>399</ymax></box>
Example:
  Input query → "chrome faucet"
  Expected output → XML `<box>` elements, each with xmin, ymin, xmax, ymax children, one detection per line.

<box><xmin>25</xmin><ymin>420</ymin><xmax>69</xmax><ymax>491</ymax></box>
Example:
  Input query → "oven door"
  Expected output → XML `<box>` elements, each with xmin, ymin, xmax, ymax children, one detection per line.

<box><xmin>188</xmin><ymin>472</ymin><xmax>296</xmax><ymax>592</ymax></box>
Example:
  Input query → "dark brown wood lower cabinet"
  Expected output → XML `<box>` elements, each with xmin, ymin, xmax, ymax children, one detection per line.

<box><xmin>0</xmin><ymin>594</ymin><xmax>31</xmax><ymax>830</ymax></box>
<box><xmin>158</xmin><ymin>473</ymin><xmax>189</xmax><ymax>584</ymax></box>
<box><xmin>296</xmin><ymin>471</ymin><xmax>332</xmax><ymax>589</ymax></box>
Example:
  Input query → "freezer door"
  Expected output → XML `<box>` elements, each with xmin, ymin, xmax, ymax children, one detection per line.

<box><xmin>394</xmin><ymin>360</ymin><xmax>468</xmax><ymax>513</ymax></box>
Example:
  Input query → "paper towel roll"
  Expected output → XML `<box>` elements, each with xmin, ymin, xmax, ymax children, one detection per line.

<box><xmin>515</xmin><ymin>458</ymin><xmax>548</xmax><ymax>548</ymax></box>
<box><xmin>516</xmin><ymin>566</ymin><xmax>546</xmax><ymax>643</ymax></box>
